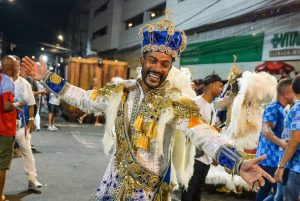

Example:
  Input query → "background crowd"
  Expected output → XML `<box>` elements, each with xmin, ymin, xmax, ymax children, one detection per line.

<box><xmin>0</xmin><ymin>54</ymin><xmax>299</xmax><ymax>201</ymax></box>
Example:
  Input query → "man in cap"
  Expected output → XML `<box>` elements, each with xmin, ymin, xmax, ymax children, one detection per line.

<box><xmin>182</xmin><ymin>74</ymin><xmax>223</xmax><ymax>201</ymax></box>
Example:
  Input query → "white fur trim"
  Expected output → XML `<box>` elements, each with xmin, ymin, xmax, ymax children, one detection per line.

<box><xmin>206</xmin><ymin>165</ymin><xmax>250</xmax><ymax>192</ymax></box>
<box><xmin>102</xmin><ymin>91</ymin><xmax>123</xmax><ymax>154</ymax></box>
<box><xmin>155</xmin><ymin>108</ymin><xmax>174</xmax><ymax>157</ymax></box>
<box><xmin>169</xmin><ymin>129</ymin><xmax>196</xmax><ymax>189</ymax></box>
<box><xmin>167</xmin><ymin>67</ymin><xmax>196</xmax><ymax>98</ymax></box>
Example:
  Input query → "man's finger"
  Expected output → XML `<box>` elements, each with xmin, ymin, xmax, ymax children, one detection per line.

<box><xmin>39</xmin><ymin>57</ymin><xmax>46</xmax><ymax>66</ymax></box>
<box><xmin>22</xmin><ymin>56</ymin><xmax>35</xmax><ymax>70</ymax></box>
<box><xmin>22</xmin><ymin>57</ymin><xmax>32</xmax><ymax>66</ymax></box>
<box><xmin>22</xmin><ymin>59</ymin><xmax>32</xmax><ymax>70</ymax></box>
<box><xmin>23</xmin><ymin>66</ymin><xmax>33</xmax><ymax>76</ymax></box>
<box><xmin>254</xmin><ymin>154</ymin><xmax>267</xmax><ymax>163</ymax></box>
<box><xmin>262</xmin><ymin>170</ymin><xmax>275</xmax><ymax>183</ymax></box>
<box><xmin>257</xmin><ymin>176</ymin><xmax>265</xmax><ymax>187</ymax></box>
<box><xmin>254</xmin><ymin>182</ymin><xmax>260</xmax><ymax>192</ymax></box>
<box><xmin>22</xmin><ymin>58</ymin><xmax>36</xmax><ymax>76</ymax></box>
<box><xmin>251</xmin><ymin>181</ymin><xmax>260</xmax><ymax>192</ymax></box>
<box><xmin>25</xmin><ymin>56</ymin><xmax>35</xmax><ymax>65</ymax></box>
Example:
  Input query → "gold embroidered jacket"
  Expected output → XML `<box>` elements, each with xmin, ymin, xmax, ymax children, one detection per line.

<box><xmin>40</xmin><ymin>71</ymin><xmax>244</xmax><ymax>200</ymax></box>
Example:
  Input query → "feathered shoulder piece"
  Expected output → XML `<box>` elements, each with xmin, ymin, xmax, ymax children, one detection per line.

<box><xmin>167</xmin><ymin>88</ymin><xmax>200</xmax><ymax>119</ymax></box>
<box><xmin>89</xmin><ymin>78</ymin><xmax>136</xmax><ymax>101</ymax></box>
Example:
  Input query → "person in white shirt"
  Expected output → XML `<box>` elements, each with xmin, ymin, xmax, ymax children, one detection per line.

<box><xmin>182</xmin><ymin>74</ymin><xmax>223</xmax><ymax>201</ymax></box>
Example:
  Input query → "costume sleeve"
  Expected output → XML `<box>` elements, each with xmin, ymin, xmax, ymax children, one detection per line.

<box><xmin>40</xmin><ymin>71</ymin><xmax>122</xmax><ymax>114</ymax></box>
<box><xmin>174</xmin><ymin>102</ymin><xmax>244</xmax><ymax>175</ymax></box>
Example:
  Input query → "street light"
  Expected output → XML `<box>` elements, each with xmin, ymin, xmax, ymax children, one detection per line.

<box><xmin>40</xmin><ymin>55</ymin><xmax>48</xmax><ymax>63</ymax></box>
<box><xmin>58</xmin><ymin>34</ymin><xmax>64</xmax><ymax>41</ymax></box>
<box><xmin>8</xmin><ymin>0</ymin><xmax>14</xmax><ymax>2</ymax></box>
<box><xmin>41</xmin><ymin>47</ymin><xmax>45</xmax><ymax>51</ymax></box>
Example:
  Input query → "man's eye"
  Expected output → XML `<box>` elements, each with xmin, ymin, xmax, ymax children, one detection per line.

<box><xmin>162</xmin><ymin>63</ymin><xmax>170</xmax><ymax>68</ymax></box>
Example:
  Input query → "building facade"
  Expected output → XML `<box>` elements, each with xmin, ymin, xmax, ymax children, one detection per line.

<box><xmin>87</xmin><ymin>0</ymin><xmax>300</xmax><ymax>78</ymax></box>
<box><xmin>68</xmin><ymin>0</ymin><xmax>90</xmax><ymax>57</ymax></box>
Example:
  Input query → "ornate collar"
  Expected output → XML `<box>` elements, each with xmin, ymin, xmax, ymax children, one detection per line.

<box><xmin>136</xmin><ymin>78</ymin><xmax>170</xmax><ymax>97</ymax></box>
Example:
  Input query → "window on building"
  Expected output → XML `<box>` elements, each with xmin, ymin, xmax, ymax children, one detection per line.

<box><xmin>147</xmin><ymin>2</ymin><xmax>166</xmax><ymax>20</ymax></box>
<box><xmin>125</xmin><ymin>13</ymin><xmax>143</xmax><ymax>30</ymax></box>
<box><xmin>94</xmin><ymin>1</ymin><xmax>109</xmax><ymax>17</ymax></box>
<box><xmin>92</xmin><ymin>26</ymin><xmax>108</xmax><ymax>40</ymax></box>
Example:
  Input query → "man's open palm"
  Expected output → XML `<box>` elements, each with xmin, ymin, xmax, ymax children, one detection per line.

<box><xmin>22</xmin><ymin>56</ymin><xmax>47</xmax><ymax>80</ymax></box>
<box><xmin>240</xmin><ymin>155</ymin><xmax>275</xmax><ymax>192</ymax></box>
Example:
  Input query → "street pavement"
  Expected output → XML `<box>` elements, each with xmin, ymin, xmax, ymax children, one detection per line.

<box><xmin>3</xmin><ymin>112</ymin><xmax>255</xmax><ymax>201</ymax></box>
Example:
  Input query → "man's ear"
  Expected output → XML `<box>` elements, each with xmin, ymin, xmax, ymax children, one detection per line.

<box><xmin>139</xmin><ymin>56</ymin><xmax>144</xmax><ymax>66</ymax></box>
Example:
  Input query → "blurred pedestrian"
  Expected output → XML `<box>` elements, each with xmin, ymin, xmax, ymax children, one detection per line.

<box><xmin>47</xmin><ymin>92</ymin><xmax>60</xmax><ymax>131</ymax></box>
<box><xmin>33</xmin><ymin>80</ymin><xmax>47</xmax><ymax>131</ymax></box>
<box><xmin>2</xmin><ymin>55</ymin><xmax>42</xmax><ymax>192</ymax></box>
<box><xmin>275</xmin><ymin>74</ymin><xmax>300</xmax><ymax>201</ymax></box>
<box><xmin>191</xmin><ymin>79</ymin><xmax>205</xmax><ymax>96</ymax></box>
<box><xmin>182</xmin><ymin>74</ymin><xmax>223</xmax><ymax>201</ymax></box>
<box><xmin>256</xmin><ymin>78</ymin><xmax>294</xmax><ymax>201</ymax></box>
<box><xmin>0</xmin><ymin>56</ymin><xmax>24</xmax><ymax>200</ymax></box>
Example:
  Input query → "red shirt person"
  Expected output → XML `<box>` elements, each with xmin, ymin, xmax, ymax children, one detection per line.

<box><xmin>0</xmin><ymin>56</ymin><xmax>24</xmax><ymax>201</ymax></box>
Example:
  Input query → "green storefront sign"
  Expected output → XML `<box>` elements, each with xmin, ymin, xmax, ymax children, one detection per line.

<box><xmin>180</xmin><ymin>33</ymin><xmax>264</xmax><ymax>65</ymax></box>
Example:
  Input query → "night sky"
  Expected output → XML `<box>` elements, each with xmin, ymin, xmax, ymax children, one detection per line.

<box><xmin>0</xmin><ymin>0</ymin><xmax>75</xmax><ymax>57</ymax></box>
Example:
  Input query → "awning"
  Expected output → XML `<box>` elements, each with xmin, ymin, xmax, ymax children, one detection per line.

<box><xmin>255</xmin><ymin>61</ymin><xmax>295</xmax><ymax>75</ymax></box>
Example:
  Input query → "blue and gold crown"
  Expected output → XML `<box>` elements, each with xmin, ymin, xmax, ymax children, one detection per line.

<box><xmin>138</xmin><ymin>18</ymin><xmax>187</xmax><ymax>58</ymax></box>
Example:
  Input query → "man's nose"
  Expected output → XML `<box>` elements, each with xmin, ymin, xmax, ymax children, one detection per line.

<box><xmin>153</xmin><ymin>62</ymin><xmax>164</xmax><ymax>72</ymax></box>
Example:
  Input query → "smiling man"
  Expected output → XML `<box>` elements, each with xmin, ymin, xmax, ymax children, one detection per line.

<box><xmin>140</xmin><ymin>52</ymin><xmax>172</xmax><ymax>90</ymax></box>
<box><xmin>22</xmin><ymin>17</ymin><xmax>274</xmax><ymax>201</ymax></box>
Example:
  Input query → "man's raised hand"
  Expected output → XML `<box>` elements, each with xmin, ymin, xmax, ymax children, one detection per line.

<box><xmin>21</xmin><ymin>56</ymin><xmax>47</xmax><ymax>80</ymax></box>
<box><xmin>239</xmin><ymin>155</ymin><xmax>275</xmax><ymax>192</ymax></box>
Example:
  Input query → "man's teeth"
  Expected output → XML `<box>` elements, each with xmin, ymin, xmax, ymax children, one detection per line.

<box><xmin>149</xmin><ymin>73</ymin><xmax>160</xmax><ymax>79</ymax></box>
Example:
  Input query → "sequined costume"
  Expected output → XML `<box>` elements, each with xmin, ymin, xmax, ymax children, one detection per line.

<box><xmin>38</xmin><ymin>17</ymin><xmax>245</xmax><ymax>201</ymax></box>
<box><xmin>40</xmin><ymin>72</ymin><xmax>244</xmax><ymax>200</ymax></box>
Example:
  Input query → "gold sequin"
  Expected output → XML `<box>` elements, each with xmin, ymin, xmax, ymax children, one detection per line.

<box><xmin>173</xmin><ymin>100</ymin><xmax>200</xmax><ymax>119</ymax></box>
<box><xmin>90</xmin><ymin>83</ymin><xmax>124</xmax><ymax>101</ymax></box>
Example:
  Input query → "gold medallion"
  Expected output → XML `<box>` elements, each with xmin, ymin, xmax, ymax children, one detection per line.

<box><xmin>49</xmin><ymin>74</ymin><xmax>62</xmax><ymax>84</ymax></box>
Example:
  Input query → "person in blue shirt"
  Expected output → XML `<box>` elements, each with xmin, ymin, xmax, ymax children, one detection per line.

<box><xmin>256</xmin><ymin>78</ymin><xmax>294</xmax><ymax>201</ymax></box>
<box><xmin>275</xmin><ymin>74</ymin><xmax>300</xmax><ymax>201</ymax></box>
